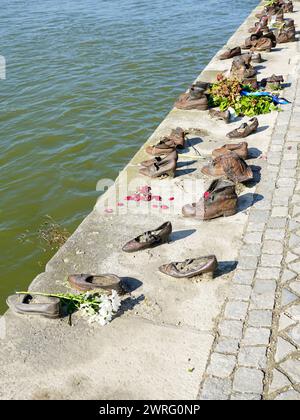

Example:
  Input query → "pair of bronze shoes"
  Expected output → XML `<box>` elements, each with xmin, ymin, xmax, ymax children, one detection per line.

<box><xmin>202</xmin><ymin>150</ymin><xmax>252</xmax><ymax>184</ymax></box>
<box><xmin>209</xmin><ymin>109</ymin><xmax>230</xmax><ymax>123</ymax></box>
<box><xmin>243</xmin><ymin>31</ymin><xmax>276</xmax><ymax>52</ymax></box>
<box><xmin>219</xmin><ymin>46</ymin><xmax>241</xmax><ymax>60</ymax></box>
<box><xmin>122</xmin><ymin>221</ymin><xmax>172</xmax><ymax>253</ymax></box>
<box><xmin>68</xmin><ymin>274</ymin><xmax>123</xmax><ymax>293</ymax></box>
<box><xmin>182</xmin><ymin>178</ymin><xmax>238</xmax><ymax>220</ymax></box>
<box><xmin>261</xmin><ymin>74</ymin><xmax>284</xmax><ymax>90</ymax></box>
<box><xmin>229</xmin><ymin>55</ymin><xmax>257</xmax><ymax>82</ymax></box>
<box><xmin>7</xmin><ymin>275</ymin><xmax>125</xmax><ymax>317</ymax></box>
<box><xmin>174</xmin><ymin>82</ymin><xmax>209</xmax><ymax>110</ymax></box>
<box><xmin>122</xmin><ymin>221</ymin><xmax>218</xmax><ymax>280</ymax></box>
<box><xmin>7</xmin><ymin>294</ymin><xmax>61</xmax><ymax>319</ymax></box>
<box><xmin>226</xmin><ymin>117</ymin><xmax>258</xmax><ymax>139</ymax></box>
<box><xmin>159</xmin><ymin>255</ymin><xmax>218</xmax><ymax>279</ymax></box>
<box><xmin>276</xmin><ymin>27</ymin><xmax>296</xmax><ymax>43</ymax></box>
<box><xmin>140</xmin><ymin>128</ymin><xmax>185</xmax><ymax>179</ymax></box>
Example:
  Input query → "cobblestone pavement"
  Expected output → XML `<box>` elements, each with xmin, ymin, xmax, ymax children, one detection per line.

<box><xmin>199</xmin><ymin>67</ymin><xmax>300</xmax><ymax>400</ymax></box>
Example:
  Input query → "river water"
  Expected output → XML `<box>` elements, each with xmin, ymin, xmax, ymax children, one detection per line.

<box><xmin>0</xmin><ymin>0</ymin><xmax>258</xmax><ymax>312</ymax></box>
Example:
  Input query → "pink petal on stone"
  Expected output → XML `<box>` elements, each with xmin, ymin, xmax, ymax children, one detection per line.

<box><xmin>117</xmin><ymin>202</ymin><xmax>124</xmax><ymax>207</ymax></box>
<box><xmin>133</xmin><ymin>194</ymin><xmax>141</xmax><ymax>202</ymax></box>
<box><xmin>152</xmin><ymin>195</ymin><xmax>162</xmax><ymax>201</ymax></box>
<box><xmin>105</xmin><ymin>208</ymin><xmax>113</xmax><ymax>213</ymax></box>
<box><xmin>161</xmin><ymin>205</ymin><xmax>169</xmax><ymax>210</ymax></box>
<box><xmin>169</xmin><ymin>197</ymin><xmax>175</xmax><ymax>201</ymax></box>
<box><xmin>138</xmin><ymin>185</ymin><xmax>151</xmax><ymax>194</ymax></box>
<box><xmin>125</xmin><ymin>196</ymin><xmax>133</xmax><ymax>201</ymax></box>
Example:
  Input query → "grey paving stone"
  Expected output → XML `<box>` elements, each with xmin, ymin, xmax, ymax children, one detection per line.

<box><xmin>232</xmin><ymin>270</ymin><xmax>255</xmax><ymax>285</ymax></box>
<box><xmin>275</xmin><ymin>390</ymin><xmax>300</xmax><ymax>400</ymax></box>
<box><xmin>289</xmin><ymin>282</ymin><xmax>300</xmax><ymax>296</ymax></box>
<box><xmin>279</xmin><ymin>169</ymin><xmax>296</xmax><ymax>178</ymax></box>
<box><xmin>247</xmin><ymin>222</ymin><xmax>266</xmax><ymax>232</ymax></box>
<box><xmin>275</xmin><ymin>337</ymin><xmax>296</xmax><ymax>363</ymax></box>
<box><xmin>281</xmin><ymin>288</ymin><xmax>299</xmax><ymax>306</ymax></box>
<box><xmin>233</xmin><ymin>367</ymin><xmax>264</xmax><ymax>394</ymax></box>
<box><xmin>237</xmin><ymin>257</ymin><xmax>259</xmax><ymax>270</ymax></box>
<box><xmin>219</xmin><ymin>320</ymin><xmax>244</xmax><ymax>340</ymax></box>
<box><xmin>262</xmin><ymin>240</ymin><xmax>284</xmax><ymax>255</ymax></box>
<box><xmin>267</xmin><ymin>217</ymin><xmax>287</xmax><ymax>229</ymax></box>
<box><xmin>207</xmin><ymin>353</ymin><xmax>236</xmax><ymax>379</ymax></box>
<box><xmin>231</xmin><ymin>393</ymin><xmax>261</xmax><ymax>400</ymax></box>
<box><xmin>239</xmin><ymin>244</ymin><xmax>262</xmax><ymax>257</ymax></box>
<box><xmin>286</xmin><ymin>303</ymin><xmax>300</xmax><ymax>321</ymax></box>
<box><xmin>256</xmin><ymin>267</ymin><xmax>281</xmax><ymax>280</ymax></box>
<box><xmin>250</xmin><ymin>290</ymin><xmax>276</xmax><ymax>310</ymax></box>
<box><xmin>287</xmin><ymin>261</ymin><xmax>300</xmax><ymax>273</ymax></box>
<box><xmin>278</xmin><ymin>314</ymin><xmax>296</xmax><ymax>331</ymax></box>
<box><xmin>248</xmin><ymin>210</ymin><xmax>270</xmax><ymax>224</ymax></box>
<box><xmin>277</xmin><ymin>177</ymin><xmax>296</xmax><ymax>186</ymax></box>
<box><xmin>289</xmin><ymin>233</ymin><xmax>300</xmax><ymax>248</ymax></box>
<box><xmin>292</xmin><ymin>206</ymin><xmax>300</xmax><ymax>217</ymax></box>
<box><xmin>228</xmin><ymin>285</ymin><xmax>252</xmax><ymax>301</ymax></box>
<box><xmin>264</xmin><ymin>229</ymin><xmax>285</xmax><ymax>241</ymax></box>
<box><xmin>201</xmin><ymin>377</ymin><xmax>232</xmax><ymax>400</ymax></box>
<box><xmin>269</xmin><ymin>369</ymin><xmax>291</xmax><ymax>394</ymax></box>
<box><xmin>248</xmin><ymin>310</ymin><xmax>273</xmax><ymax>328</ymax></box>
<box><xmin>281</xmin><ymin>269</ymin><xmax>297</xmax><ymax>282</ymax></box>
<box><xmin>224</xmin><ymin>301</ymin><xmax>249</xmax><ymax>321</ymax></box>
<box><xmin>253</xmin><ymin>279</ymin><xmax>276</xmax><ymax>295</ymax></box>
<box><xmin>271</xmin><ymin>207</ymin><xmax>289</xmax><ymax>218</ymax></box>
<box><xmin>280</xmin><ymin>358</ymin><xmax>300</xmax><ymax>384</ymax></box>
<box><xmin>238</xmin><ymin>346</ymin><xmax>267</xmax><ymax>369</ymax></box>
<box><xmin>242</xmin><ymin>327</ymin><xmax>271</xmax><ymax>346</ymax></box>
<box><xmin>285</xmin><ymin>252</ymin><xmax>298</xmax><ymax>263</ymax></box>
<box><xmin>261</xmin><ymin>254</ymin><xmax>283</xmax><ymax>267</ymax></box>
<box><xmin>244</xmin><ymin>232</ymin><xmax>263</xmax><ymax>244</ymax></box>
<box><xmin>215</xmin><ymin>337</ymin><xmax>239</xmax><ymax>355</ymax></box>
<box><xmin>286</xmin><ymin>324</ymin><xmax>300</xmax><ymax>347</ymax></box>
<box><xmin>272</xmin><ymin>196</ymin><xmax>290</xmax><ymax>206</ymax></box>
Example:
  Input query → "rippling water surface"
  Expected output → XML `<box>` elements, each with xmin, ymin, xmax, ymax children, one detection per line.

<box><xmin>0</xmin><ymin>0</ymin><xmax>258</xmax><ymax>312</ymax></box>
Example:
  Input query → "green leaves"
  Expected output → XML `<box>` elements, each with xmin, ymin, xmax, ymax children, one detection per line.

<box><xmin>209</xmin><ymin>76</ymin><xmax>281</xmax><ymax>117</ymax></box>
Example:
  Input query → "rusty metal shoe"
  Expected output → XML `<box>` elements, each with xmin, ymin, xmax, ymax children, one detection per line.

<box><xmin>276</xmin><ymin>28</ymin><xmax>296</xmax><ymax>43</ymax></box>
<box><xmin>122</xmin><ymin>221</ymin><xmax>172</xmax><ymax>253</ymax></box>
<box><xmin>174</xmin><ymin>88</ymin><xmax>208</xmax><ymax>110</ymax></box>
<box><xmin>261</xmin><ymin>74</ymin><xmax>284</xmax><ymax>90</ymax></box>
<box><xmin>251</xmin><ymin>52</ymin><xmax>263</xmax><ymax>63</ymax></box>
<box><xmin>251</xmin><ymin>36</ymin><xmax>273</xmax><ymax>52</ymax></box>
<box><xmin>182</xmin><ymin>178</ymin><xmax>238</xmax><ymax>220</ymax></box>
<box><xmin>159</xmin><ymin>255</ymin><xmax>218</xmax><ymax>279</ymax></box>
<box><xmin>139</xmin><ymin>158</ymin><xmax>177</xmax><ymax>179</ymax></box>
<box><xmin>243</xmin><ymin>32</ymin><xmax>263</xmax><ymax>49</ymax></box>
<box><xmin>140</xmin><ymin>150</ymin><xmax>178</xmax><ymax>167</ymax></box>
<box><xmin>283</xmin><ymin>1</ymin><xmax>293</xmax><ymax>13</ymax></box>
<box><xmin>226</xmin><ymin>117</ymin><xmax>258</xmax><ymax>139</ymax></box>
<box><xmin>201</xmin><ymin>152</ymin><xmax>253</xmax><ymax>183</ymax></box>
<box><xmin>212</xmin><ymin>142</ymin><xmax>248</xmax><ymax>160</ymax></box>
<box><xmin>209</xmin><ymin>109</ymin><xmax>230</xmax><ymax>123</ymax></box>
<box><xmin>145</xmin><ymin>128</ymin><xmax>185</xmax><ymax>156</ymax></box>
<box><xmin>68</xmin><ymin>274</ymin><xmax>123</xmax><ymax>293</ymax></box>
<box><xmin>263</xmin><ymin>30</ymin><xmax>277</xmax><ymax>48</ymax></box>
<box><xmin>6</xmin><ymin>294</ymin><xmax>60</xmax><ymax>318</ymax></box>
<box><xmin>219</xmin><ymin>46</ymin><xmax>241</xmax><ymax>60</ymax></box>
<box><xmin>230</xmin><ymin>56</ymin><xmax>257</xmax><ymax>80</ymax></box>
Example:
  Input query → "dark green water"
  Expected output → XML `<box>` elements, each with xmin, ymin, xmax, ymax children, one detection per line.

<box><xmin>0</xmin><ymin>0</ymin><xmax>258</xmax><ymax>312</ymax></box>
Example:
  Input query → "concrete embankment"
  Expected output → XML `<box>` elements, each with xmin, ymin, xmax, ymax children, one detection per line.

<box><xmin>1</xmin><ymin>1</ymin><xmax>300</xmax><ymax>400</ymax></box>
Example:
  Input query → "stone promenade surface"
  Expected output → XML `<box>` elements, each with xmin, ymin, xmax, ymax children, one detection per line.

<box><xmin>1</xmin><ymin>1</ymin><xmax>300</xmax><ymax>400</ymax></box>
